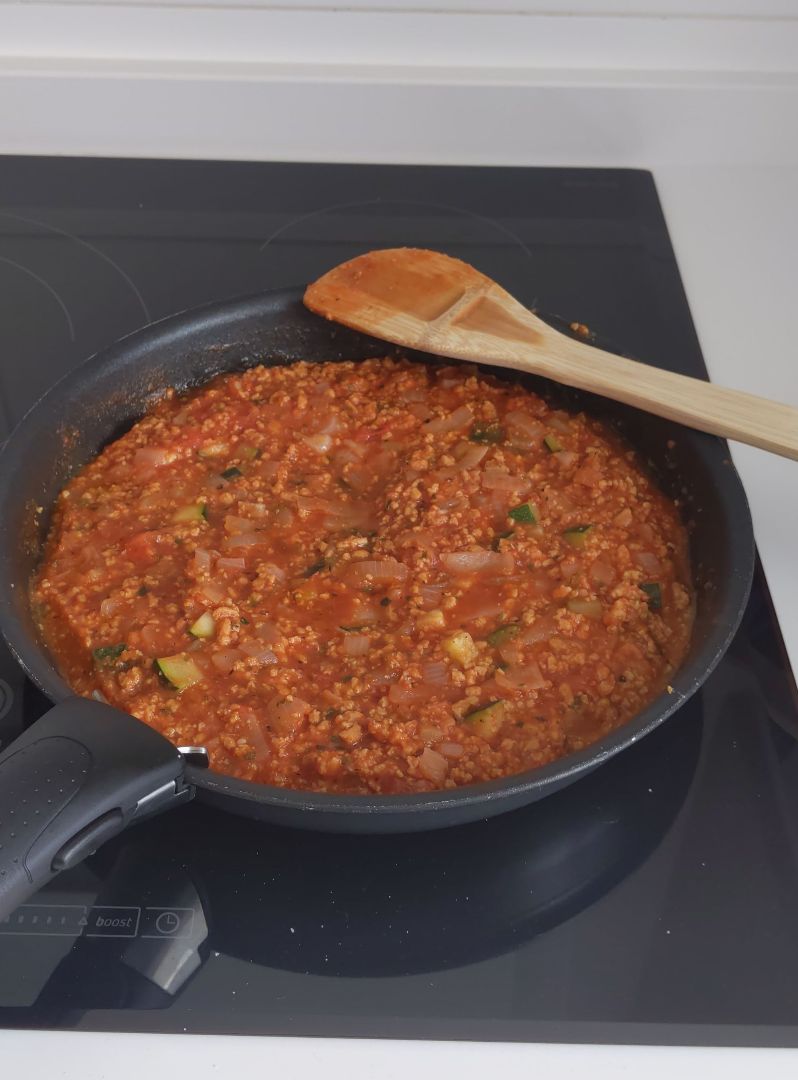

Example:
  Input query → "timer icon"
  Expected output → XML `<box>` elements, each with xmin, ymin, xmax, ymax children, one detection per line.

<box><xmin>155</xmin><ymin>911</ymin><xmax>181</xmax><ymax>935</ymax></box>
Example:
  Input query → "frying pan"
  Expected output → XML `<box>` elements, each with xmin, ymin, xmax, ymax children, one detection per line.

<box><xmin>0</xmin><ymin>288</ymin><xmax>755</xmax><ymax>920</ymax></box>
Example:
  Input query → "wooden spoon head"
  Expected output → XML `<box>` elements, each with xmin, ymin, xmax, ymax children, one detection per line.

<box><xmin>304</xmin><ymin>247</ymin><xmax>503</xmax><ymax>353</ymax></box>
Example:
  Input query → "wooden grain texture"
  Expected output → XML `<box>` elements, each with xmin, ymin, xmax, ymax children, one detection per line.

<box><xmin>305</xmin><ymin>248</ymin><xmax>798</xmax><ymax>461</ymax></box>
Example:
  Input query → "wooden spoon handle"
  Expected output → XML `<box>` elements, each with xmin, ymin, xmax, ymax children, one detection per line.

<box><xmin>495</xmin><ymin>330</ymin><xmax>798</xmax><ymax>461</ymax></box>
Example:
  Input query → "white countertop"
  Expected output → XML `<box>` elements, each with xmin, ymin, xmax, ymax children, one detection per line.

<box><xmin>1</xmin><ymin>3</ymin><xmax>797</xmax><ymax>1074</ymax></box>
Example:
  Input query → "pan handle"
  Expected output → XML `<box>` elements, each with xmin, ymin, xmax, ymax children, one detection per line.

<box><xmin>0</xmin><ymin>699</ymin><xmax>194</xmax><ymax>921</ymax></box>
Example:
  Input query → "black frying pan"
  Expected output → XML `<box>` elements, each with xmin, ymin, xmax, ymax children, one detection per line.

<box><xmin>0</xmin><ymin>289</ymin><xmax>755</xmax><ymax>920</ymax></box>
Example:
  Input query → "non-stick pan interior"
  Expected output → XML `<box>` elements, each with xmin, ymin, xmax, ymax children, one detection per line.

<box><xmin>0</xmin><ymin>289</ymin><xmax>755</xmax><ymax>829</ymax></box>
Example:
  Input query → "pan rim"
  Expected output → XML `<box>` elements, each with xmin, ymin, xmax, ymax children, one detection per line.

<box><xmin>0</xmin><ymin>287</ymin><xmax>756</xmax><ymax>820</ymax></box>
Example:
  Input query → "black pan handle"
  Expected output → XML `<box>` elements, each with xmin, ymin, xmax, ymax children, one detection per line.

<box><xmin>0</xmin><ymin>699</ymin><xmax>194</xmax><ymax>920</ymax></box>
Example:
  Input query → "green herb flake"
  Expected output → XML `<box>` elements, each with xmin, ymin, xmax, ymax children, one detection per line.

<box><xmin>640</xmin><ymin>582</ymin><xmax>663</xmax><ymax>612</ymax></box>
<box><xmin>469</xmin><ymin>421</ymin><xmax>505</xmax><ymax>445</ymax></box>
<box><xmin>137</xmin><ymin>585</ymin><xmax>149</xmax><ymax>596</ymax></box>
<box><xmin>339</xmin><ymin>625</ymin><xmax>366</xmax><ymax>632</ymax></box>
<box><xmin>508</xmin><ymin>501</ymin><xmax>538</xmax><ymax>524</ymax></box>
<box><xmin>486</xmin><ymin>623</ymin><xmax>521</xmax><ymax>648</ymax></box>
<box><xmin>379</xmin><ymin>596</ymin><xmax>391</xmax><ymax>607</ymax></box>
<box><xmin>221</xmin><ymin>466</ymin><xmax>243</xmax><ymax>480</ymax></box>
<box><xmin>240</xmin><ymin>617</ymin><xmax>249</xmax><ymax>625</ymax></box>
<box><xmin>341</xmin><ymin>674</ymin><xmax>353</xmax><ymax>683</ymax></box>
<box><xmin>302</xmin><ymin>559</ymin><xmax>329</xmax><ymax>578</ymax></box>
<box><xmin>92</xmin><ymin>643</ymin><xmax>126</xmax><ymax>664</ymax></box>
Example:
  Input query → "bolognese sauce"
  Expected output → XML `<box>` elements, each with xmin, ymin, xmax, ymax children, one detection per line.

<box><xmin>33</xmin><ymin>358</ymin><xmax>693</xmax><ymax>794</ymax></box>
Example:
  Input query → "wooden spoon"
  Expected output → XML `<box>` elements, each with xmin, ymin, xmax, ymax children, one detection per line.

<box><xmin>304</xmin><ymin>247</ymin><xmax>798</xmax><ymax>460</ymax></box>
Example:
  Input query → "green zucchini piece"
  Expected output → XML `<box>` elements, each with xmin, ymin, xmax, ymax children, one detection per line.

<box><xmin>221</xmin><ymin>466</ymin><xmax>243</xmax><ymax>480</ymax></box>
<box><xmin>508</xmin><ymin>501</ymin><xmax>538</xmax><ymax>524</ymax></box>
<box><xmin>640</xmin><ymin>582</ymin><xmax>663</xmax><ymax>611</ymax></box>
<box><xmin>92</xmin><ymin>643</ymin><xmax>126</xmax><ymax>665</ymax></box>
<box><xmin>172</xmin><ymin>503</ymin><xmax>207</xmax><ymax>523</ymax></box>
<box><xmin>189</xmin><ymin>611</ymin><xmax>215</xmax><ymax>639</ymax></box>
<box><xmin>563</xmin><ymin>524</ymin><xmax>593</xmax><ymax>548</ymax></box>
<box><xmin>469</xmin><ymin>421</ymin><xmax>505</xmax><ymax>444</ymax></box>
<box><xmin>155</xmin><ymin>654</ymin><xmax>204</xmax><ymax>691</ymax></box>
<box><xmin>543</xmin><ymin>434</ymin><xmax>563</xmax><ymax>453</ymax></box>
<box><xmin>464</xmin><ymin>700</ymin><xmax>506</xmax><ymax>741</ymax></box>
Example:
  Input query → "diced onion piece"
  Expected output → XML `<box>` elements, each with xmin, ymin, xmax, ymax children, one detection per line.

<box><xmin>222</xmin><ymin>532</ymin><xmax>262</xmax><ymax>550</ymax></box>
<box><xmin>556</xmin><ymin>451</ymin><xmax>578</xmax><ymax>468</ymax></box>
<box><xmin>422</xmin><ymin>404</ymin><xmax>472</xmax><ymax>434</ymax></box>
<box><xmin>342</xmin><ymin>559</ymin><xmax>409</xmax><ymax>586</ymax></box>
<box><xmin>241</xmin><ymin>708</ymin><xmax>270</xmax><ymax>761</ymax></box>
<box><xmin>274</xmin><ymin>505</ymin><xmax>295</xmax><ymax>527</ymax></box>
<box><xmin>521</xmin><ymin>617</ymin><xmax>557</xmax><ymax>645</ymax></box>
<box><xmin>496</xmin><ymin>662</ymin><xmax>546</xmax><ymax>690</ymax></box>
<box><xmin>481</xmin><ymin>469</ymin><xmax>522</xmax><ymax>492</ymax></box>
<box><xmin>456</xmin><ymin>593</ymin><xmax>505</xmax><ymax>621</ymax></box>
<box><xmin>452</xmin><ymin>442</ymin><xmax>489</xmax><ymax>470</ymax></box>
<box><xmin>441</xmin><ymin>551</ymin><xmax>514</xmax><ymax>576</ymax></box>
<box><xmin>343</xmin><ymin>633</ymin><xmax>371</xmax><ymax>657</ymax></box>
<box><xmin>419</xmin><ymin>583</ymin><xmax>445</xmax><ymax>609</ymax></box>
<box><xmin>350</xmin><ymin>603</ymin><xmax>381</xmax><ymax>626</ymax></box>
<box><xmin>211</xmin><ymin>648</ymin><xmax>243</xmax><ymax>674</ymax></box>
<box><xmin>198</xmin><ymin>442</ymin><xmax>229</xmax><ymax>458</ymax></box>
<box><xmin>193</xmin><ymin>547</ymin><xmax>211</xmax><ymax>573</ymax></box>
<box><xmin>388</xmin><ymin>681</ymin><xmax>430</xmax><ymax>704</ymax></box>
<box><xmin>189</xmin><ymin>611</ymin><xmax>215</xmax><ymax>638</ymax></box>
<box><xmin>255</xmin><ymin>621</ymin><xmax>280</xmax><ymax>643</ymax></box>
<box><xmin>566</xmin><ymin>598</ymin><xmax>603</xmax><ymax>619</ymax></box>
<box><xmin>421</xmin><ymin>660</ymin><xmax>449</xmax><ymax>685</ymax></box>
<box><xmin>634</xmin><ymin>551</ymin><xmax>663</xmax><ymax>575</ymax></box>
<box><xmin>302</xmin><ymin>433</ymin><xmax>333</xmax><ymax>453</ymax></box>
<box><xmin>438</xmin><ymin>741</ymin><xmax>464</xmax><ymax>759</ymax></box>
<box><xmin>217</xmin><ymin>556</ymin><xmax>246</xmax><ymax>570</ymax></box>
<box><xmin>318</xmin><ymin>414</ymin><xmax>342</xmax><ymax>434</ymax></box>
<box><xmin>224</xmin><ymin>515</ymin><xmax>257</xmax><ymax>534</ymax></box>
<box><xmin>418</xmin><ymin>747</ymin><xmax>448</xmax><ymax>784</ymax></box>
<box><xmin>268</xmin><ymin>696</ymin><xmax>311</xmax><ymax>736</ymax></box>
<box><xmin>505</xmin><ymin>410</ymin><xmax>544</xmax><ymax>447</ymax></box>
<box><xmin>238</xmin><ymin>642</ymin><xmax>278</xmax><ymax>665</ymax></box>
<box><xmin>200</xmin><ymin>582</ymin><xmax>226</xmax><ymax>604</ymax></box>
<box><xmin>100</xmin><ymin>597</ymin><xmax>120</xmax><ymax>617</ymax></box>
<box><xmin>589</xmin><ymin>559</ymin><xmax>616</xmax><ymax>587</ymax></box>
<box><xmin>549</xmin><ymin>414</ymin><xmax>572</xmax><ymax>434</ymax></box>
<box><xmin>420</xmin><ymin>725</ymin><xmax>444</xmax><ymax>743</ymax></box>
<box><xmin>134</xmin><ymin>447</ymin><xmax>173</xmax><ymax>469</ymax></box>
<box><xmin>260</xmin><ymin>563</ymin><xmax>287</xmax><ymax>584</ymax></box>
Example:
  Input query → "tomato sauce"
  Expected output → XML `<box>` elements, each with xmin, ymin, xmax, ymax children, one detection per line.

<box><xmin>33</xmin><ymin>358</ymin><xmax>694</xmax><ymax>794</ymax></box>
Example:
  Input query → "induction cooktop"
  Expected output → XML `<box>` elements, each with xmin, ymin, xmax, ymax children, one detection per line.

<box><xmin>0</xmin><ymin>157</ymin><xmax>796</xmax><ymax>1046</ymax></box>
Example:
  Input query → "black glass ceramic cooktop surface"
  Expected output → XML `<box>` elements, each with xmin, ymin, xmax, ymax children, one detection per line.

<box><xmin>0</xmin><ymin>157</ymin><xmax>797</xmax><ymax>1045</ymax></box>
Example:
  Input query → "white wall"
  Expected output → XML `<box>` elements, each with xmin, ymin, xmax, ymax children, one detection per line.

<box><xmin>4</xmin><ymin>0</ymin><xmax>796</xmax><ymax>12</ymax></box>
